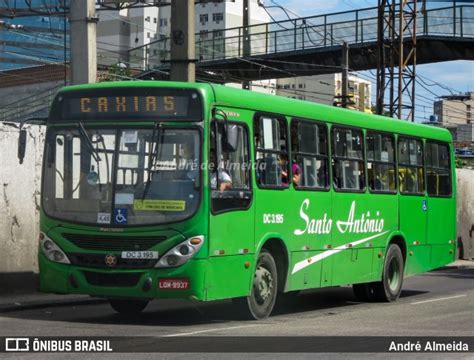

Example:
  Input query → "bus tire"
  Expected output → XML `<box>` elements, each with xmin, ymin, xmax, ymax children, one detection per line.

<box><xmin>375</xmin><ymin>244</ymin><xmax>405</xmax><ymax>302</ymax></box>
<box><xmin>234</xmin><ymin>250</ymin><xmax>278</xmax><ymax>320</ymax></box>
<box><xmin>109</xmin><ymin>299</ymin><xmax>149</xmax><ymax>315</ymax></box>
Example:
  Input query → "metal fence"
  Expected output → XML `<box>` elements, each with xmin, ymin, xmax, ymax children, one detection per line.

<box><xmin>129</xmin><ymin>4</ymin><xmax>474</xmax><ymax>69</ymax></box>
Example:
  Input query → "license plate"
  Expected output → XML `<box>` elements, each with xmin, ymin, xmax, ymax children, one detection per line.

<box><xmin>121</xmin><ymin>251</ymin><xmax>158</xmax><ymax>259</ymax></box>
<box><xmin>158</xmin><ymin>278</ymin><xmax>189</xmax><ymax>290</ymax></box>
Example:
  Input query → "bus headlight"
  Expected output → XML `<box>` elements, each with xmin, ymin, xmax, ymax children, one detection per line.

<box><xmin>156</xmin><ymin>236</ymin><xmax>204</xmax><ymax>268</ymax></box>
<box><xmin>39</xmin><ymin>233</ymin><xmax>70</xmax><ymax>265</ymax></box>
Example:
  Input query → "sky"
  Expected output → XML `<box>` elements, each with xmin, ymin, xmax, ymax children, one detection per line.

<box><xmin>266</xmin><ymin>0</ymin><xmax>474</xmax><ymax>122</ymax></box>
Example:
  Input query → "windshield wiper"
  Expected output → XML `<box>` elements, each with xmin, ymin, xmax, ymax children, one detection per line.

<box><xmin>142</xmin><ymin>123</ymin><xmax>162</xmax><ymax>200</ymax></box>
<box><xmin>78</xmin><ymin>122</ymin><xmax>101</xmax><ymax>163</ymax></box>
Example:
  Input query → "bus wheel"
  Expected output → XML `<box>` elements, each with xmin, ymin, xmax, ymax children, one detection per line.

<box><xmin>109</xmin><ymin>299</ymin><xmax>149</xmax><ymax>315</ymax></box>
<box><xmin>377</xmin><ymin>244</ymin><xmax>405</xmax><ymax>302</ymax></box>
<box><xmin>234</xmin><ymin>250</ymin><xmax>278</xmax><ymax>320</ymax></box>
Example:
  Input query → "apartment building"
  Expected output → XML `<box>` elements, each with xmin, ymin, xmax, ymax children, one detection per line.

<box><xmin>433</xmin><ymin>92</ymin><xmax>473</xmax><ymax>126</ymax></box>
<box><xmin>276</xmin><ymin>73</ymin><xmax>372</xmax><ymax>112</ymax></box>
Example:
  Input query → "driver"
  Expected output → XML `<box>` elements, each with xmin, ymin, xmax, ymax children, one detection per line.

<box><xmin>209</xmin><ymin>151</ymin><xmax>232</xmax><ymax>192</ymax></box>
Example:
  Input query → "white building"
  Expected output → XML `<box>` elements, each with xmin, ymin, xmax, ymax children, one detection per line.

<box><xmin>276</xmin><ymin>73</ymin><xmax>372</xmax><ymax>112</ymax></box>
<box><xmin>97</xmin><ymin>6</ymin><xmax>159</xmax><ymax>68</ymax></box>
<box><xmin>433</xmin><ymin>92</ymin><xmax>473</xmax><ymax>126</ymax></box>
<box><xmin>96</xmin><ymin>2</ymin><xmax>372</xmax><ymax>109</ymax></box>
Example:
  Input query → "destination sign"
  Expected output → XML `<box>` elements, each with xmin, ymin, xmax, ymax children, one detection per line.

<box><xmin>49</xmin><ymin>88</ymin><xmax>203</xmax><ymax>122</ymax></box>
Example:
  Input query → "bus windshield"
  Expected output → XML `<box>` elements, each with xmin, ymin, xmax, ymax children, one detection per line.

<box><xmin>42</xmin><ymin>127</ymin><xmax>201</xmax><ymax>226</ymax></box>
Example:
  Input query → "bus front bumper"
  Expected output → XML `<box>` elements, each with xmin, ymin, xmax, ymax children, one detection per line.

<box><xmin>38</xmin><ymin>253</ymin><xmax>208</xmax><ymax>301</ymax></box>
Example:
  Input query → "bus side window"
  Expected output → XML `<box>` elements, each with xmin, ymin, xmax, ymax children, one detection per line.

<box><xmin>254</xmin><ymin>115</ymin><xmax>288</xmax><ymax>188</ymax></box>
<box><xmin>398</xmin><ymin>137</ymin><xmax>424</xmax><ymax>194</ymax></box>
<box><xmin>332</xmin><ymin>127</ymin><xmax>365</xmax><ymax>191</ymax></box>
<box><xmin>366</xmin><ymin>131</ymin><xmax>396</xmax><ymax>192</ymax></box>
<box><xmin>425</xmin><ymin>141</ymin><xmax>451</xmax><ymax>197</ymax></box>
<box><xmin>291</xmin><ymin>119</ymin><xmax>329</xmax><ymax>189</ymax></box>
<box><xmin>211</xmin><ymin>121</ymin><xmax>252</xmax><ymax>213</ymax></box>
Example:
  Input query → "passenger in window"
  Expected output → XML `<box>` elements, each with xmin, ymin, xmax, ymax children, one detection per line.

<box><xmin>209</xmin><ymin>151</ymin><xmax>232</xmax><ymax>192</ymax></box>
<box><xmin>281</xmin><ymin>162</ymin><xmax>302</xmax><ymax>187</ymax></box>
<box><xmin>291</xmin><ymin>163</ymin><xmax>302</xmax><ymax>186</ymax></box>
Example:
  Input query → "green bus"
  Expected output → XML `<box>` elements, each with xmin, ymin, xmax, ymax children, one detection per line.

<box><xmin>38</xmin><ymin>81</ymin><xmax>456</xmax><ymax>319</ymax></box>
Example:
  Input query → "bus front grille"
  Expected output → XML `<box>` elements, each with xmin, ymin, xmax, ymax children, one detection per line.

<box><xmin>62</xmin><ymin>233</ymin><xmax>166</xmax><ymax>251</ymax></box>
<box><xmin>69</xmin><ymin>253</ymin><xmax>157</xmax><ymax>269</ymax></box>
<box><xmin>82</xmin><ymin>271</ymin><xmax>141</xmax><ymax>287</ymax></box>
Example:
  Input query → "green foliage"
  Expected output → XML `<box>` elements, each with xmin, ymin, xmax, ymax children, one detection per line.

<box><xmin>99</xmin><ymin>63</ymin><xmax>131</xmax><ymax>82</ymax></box>
<box><xmin>455</xmin><ymin>155</ymin><xmax>467</xmax><ymax>168</ymax></box>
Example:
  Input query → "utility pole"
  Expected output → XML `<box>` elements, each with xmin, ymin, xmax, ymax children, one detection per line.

<box><xmin>70</xmin><ymin>0</ymin><xmax>97</xmax><ymax>85</ymax></box>
<box><xmin>242</xmin><ymin>0</ymin><xmax>250</xmax><ymax>90</ymax></box>
<box><xmin>341</xmin><ymin>41</ymin><xmax>349</xmax><ymax>108</ymax></box>
<box><xmin>170</xmin><ymin>0</ymin><xmax>195</xmax><ymax>82</ymax></box>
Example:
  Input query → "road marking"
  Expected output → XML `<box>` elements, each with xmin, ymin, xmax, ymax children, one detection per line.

<box><xmin>411</xmin><ymin>294</ymin><xmax>466</xmax><ymax>305</ymax></box>
<box><xmin>162</xmin><ymin>324</ymin><xmax>262</xmax><ymax>337</ymax></box>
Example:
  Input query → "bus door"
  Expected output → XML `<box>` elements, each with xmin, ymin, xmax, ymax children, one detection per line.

<box><xmin>425</xmin><ymin>141</ymin><xmax>456</xmax><ymax>268</ymax></box>
<box><xmin>398</xmin><ymin>137</ymin><xmax>427</xmax><ymax>242</ymax></box>
<box><xmin>288</xmin><ymin>119</ymin><xmax>331</xmax><ymax>290</ymax></box>
<box><xmin>398</xmin><ymin>137</ymin><xmax>428</xmax><ymax>273</ymax></box>
<box><xmin>330</xmin><ymin>127</ymin><xmax>377</xmax><ymax>286</ymax></box>
<box><xmin>208</xmin><ymin>120</ymin><xmax>254</xmax><ymax>299</ymax></box>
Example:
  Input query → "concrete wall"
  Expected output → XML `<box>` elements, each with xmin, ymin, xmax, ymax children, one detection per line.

<box><xmin>456</xmin><ymin>168</ymin><xmax>474</xmax><ymax>260</ymax></box>
<box><xmin>0</xmin><ymin>124</ymin><xmax>45</xmax><ymax>274</ymax></box>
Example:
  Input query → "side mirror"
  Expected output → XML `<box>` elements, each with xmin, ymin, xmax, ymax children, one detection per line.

<box><xmin>18</xmin><ymin>129</ymin><xmax>27</xmax><ymax>164</ymax></box>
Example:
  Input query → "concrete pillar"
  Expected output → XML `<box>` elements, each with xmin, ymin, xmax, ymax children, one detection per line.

<box><xmin>170</xmin><ymin>0</ymin><xmax>195</xmax><ymax>82</ymax></box>
<box><xmin>70</xmin><ymin>0</ymin><xmax>97</xmax><ymax>85</ymax></box>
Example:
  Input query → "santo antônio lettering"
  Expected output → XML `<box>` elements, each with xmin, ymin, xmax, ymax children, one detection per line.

<box><xmin>79</xmin><ymin>95</ymin><xmax>175</xmax><ymax>114</ymax></box>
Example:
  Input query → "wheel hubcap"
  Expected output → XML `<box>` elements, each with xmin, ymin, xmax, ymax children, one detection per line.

<box><xmin>254</xmin><ymin>265</ymin><xmax>274</xmax><ymax>304</ymax></box>
<box><xmin>388</xmin><ymin>258</ymin><xmax>400</xmax><ymax>291</ymax></box>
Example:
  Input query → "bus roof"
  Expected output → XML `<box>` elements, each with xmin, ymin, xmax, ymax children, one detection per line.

<box><xmin>58</xmin><ymin>80</ymin><xmax>452</xmax><ymax>143</ymax></box>
<box><xmin>209</xmin><ymin>83</ymin><xmax>452</xmax><ymax>143</ymax></box>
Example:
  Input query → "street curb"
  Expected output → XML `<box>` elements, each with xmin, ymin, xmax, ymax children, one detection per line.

<box><xmin>435</xmin><ymin>264</ymin><xmax>474</xmax><ymax>271</ymax></box>
<box><xmin>0</xmin><ymin>298</ymin><xmax>107</xmax><ymax>314</ymax></box>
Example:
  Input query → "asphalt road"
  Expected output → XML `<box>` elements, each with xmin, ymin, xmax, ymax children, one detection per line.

<box><xmin>0</xmin><ymin>266</ymin><xmax>472</xmax><ymax>358</ymax></box>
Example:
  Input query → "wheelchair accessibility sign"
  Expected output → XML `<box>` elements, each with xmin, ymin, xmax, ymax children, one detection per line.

<box><xmin>114</xmin><ymin>208</ymin><xmax>128</xmax><ymax>224</ymax></box>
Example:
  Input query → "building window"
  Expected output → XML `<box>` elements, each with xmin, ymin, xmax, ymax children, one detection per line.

<box><xmin>214</xmin><ymin>30</ymin><xmax>223</xmax><ymax>38</ymax></box>
<box><xmin>283</xmin><ymin>84</ymin><xmax>289</xmax><ymax>89</ymax></box>
<box><xmin>200</xmin><ymin>30</ymin><xmax>209</xmax><ymax>40</ymax></box>
<box><xmin>200</xmin><ymin>14</ymin><xmax>209</xmax><ymax>23</ymax></box>
<box><xmin>153</xmin><ymin>18</ymin><xmax>157</xmax><ymax>24</ymax></box>
<box><xmin>213</xmin><ymin>13</ymin><xmax>224</xmax><ymax>22</ymax></box>
<box><xmin>147</xmin><ymin>32</ymin><xmax>151</xmax><ymax>38</ymax></box>
<box><xmin>298</xmin><ymin>84</ymin><xmax>303</xmax><ymax>89</ymax></box>
<box><xmin>145</xmin><ymin>16</ymin><xmax>150</xmax><ymax>22</ymax></box>
<box><xmin>159</xmin><ymin>18</ymin><xmax>168</xmax><ymax>27</ymax></box>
